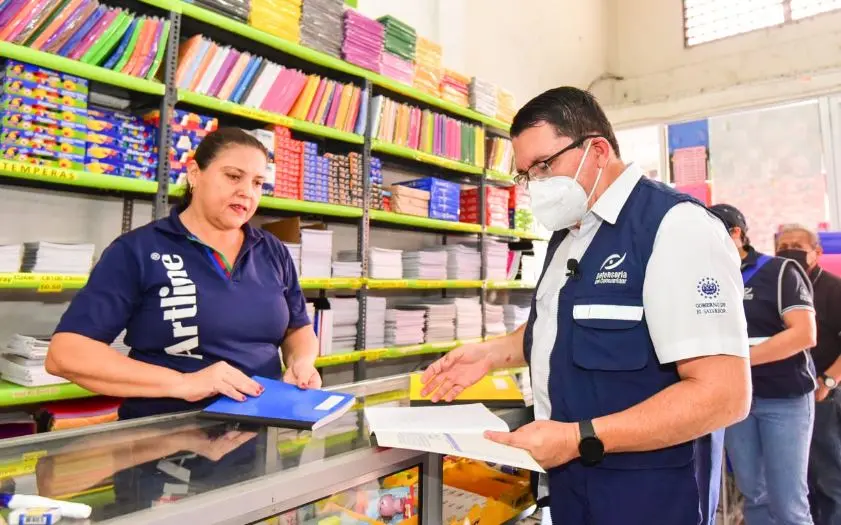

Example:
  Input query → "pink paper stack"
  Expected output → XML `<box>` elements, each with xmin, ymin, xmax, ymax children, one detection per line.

<box><xmin>380</xmin><ymin>52</ymin><xmax>413</xmax><ymax>85</ymax></box>
<box><xmin>342</xmin><ymin>10</ymin><xmax>384</xmax><ymax>72</ymax></box>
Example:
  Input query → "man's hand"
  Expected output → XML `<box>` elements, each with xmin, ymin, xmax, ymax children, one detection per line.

<box><xmin>485</xmin><ymin>421</ymin><xmax>579</xmax><ymax>469</ymax></box>
<box><xmin>420</xmin><ymin>342</ymin><xmax>492</xmax><ymax>402</ymax></box>
<box><xmin>817</xmin><ymin>385</ymin><xmax>831</xmax><ymax>402</ymax></box>
<box><xmin>283</xmin><ymin>360</ymin><xmax>322</xmax><ymax>389</ymax></box>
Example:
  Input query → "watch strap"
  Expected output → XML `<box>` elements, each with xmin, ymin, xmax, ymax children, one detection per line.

<box><xmin>579</xmin><ymin>419</ymin><xmax>596</xmax><ymax>441</ymax></box>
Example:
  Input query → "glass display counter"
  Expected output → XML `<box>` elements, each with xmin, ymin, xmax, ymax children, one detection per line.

<box><xmin>0</xmin><ymin>373</ymin><xmax>534</xmax><ymax>525</ymax></box>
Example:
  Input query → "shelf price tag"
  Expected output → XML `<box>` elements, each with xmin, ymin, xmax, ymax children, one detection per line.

<box><xmin>37</xmin><ymin>279</ymin><xmax>63</xmax><ymax>293</ymax></box>
<box><xmin>371</xmin><ymin>279</ymin><xmax>408</xmax><ymax>289</ymax></box>
<box><xmin>0</xmin><ymin>274</ymin><xmax>13</xmax><ymax>286</ymax></box>
<box><xmin>13</xmin><ymin>273</ymin><xmax>36</xmax><ymax>286</ymax></box>
<box><xmin>301</xmin><ymin>278</ymin><xmax>329</xmax><ymax>289</ymax></box>
<box><xmin>364</xmin><ymin>349</ymin><xmax>388</xmax><ymax>361</ymax></box>
<box><xmin>316</xmin><ymin>353</ymin><xmax>359</xmax><ymax>367</ymax></box>
<box><xmin>61</xmin><ymin>275</ymin><xmax>88</xmax><ymax>287</ymax></box>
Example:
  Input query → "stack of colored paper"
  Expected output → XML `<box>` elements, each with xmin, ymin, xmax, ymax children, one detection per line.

<box><xmin>377</xmin><ymin>15</ymin><xmax>416</xmax><ymax>61</ymax></box>
<box><xmin>188</xmin><ymin>0</ymin><xmax>250</xmax><ymax>21</ymax></box>
<box><xmin>487</xmin><ymin>137</ymin><xmax>514</xmax><ymax>175</ymax></box>
<box><xmin>0</xmin><ymin>1</ymin><xmax>171</xmax><ymax>79</ymax></box>
<box><xmin>300</xmin><ymin>0</ymin><xmax>344</xmax><ymax>58</ymax></box>
<box><xmin>469</xmin><ymin>77</ymin><xmax>498</xmax><ymax>118</ymax></box>
<box><xmin>413</xmin><ymin>36</ymin><xmax>442</xmax><ymax>96</ymax></box>
<box><xmin>440</xmin><ymin>69</ymin><xmax>470</xmax><ymax>107</ymax></box>
<box><xmin>497</xmin><ymin>88</ymin><xmax>516</xmax><ymax>124</ymax></box>
<box><xmin>250</xmin><ymin>0</ymin><xmax>301</xmax><ymax>42</ymax></box>
<box><xmin>380</xmin><ymin>52</ymin><xmax>414</xmax><ymax>85</ymax></box>
<box><xmin>342</xmin><ymin>10</ymin><xmax>384</xmax><ymax>72</ymax></box>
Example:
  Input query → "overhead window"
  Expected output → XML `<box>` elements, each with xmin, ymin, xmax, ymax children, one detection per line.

<box><xmin>684</xmin><ymin>0</ymin><xmax>841</xmax><ymax>46</ymax></box>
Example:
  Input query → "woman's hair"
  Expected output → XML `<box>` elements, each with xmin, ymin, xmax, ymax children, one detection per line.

<box><xmin>180</xmin><ymin>127</ymin><xmax>269</xmax><ymax>210</ymax></box>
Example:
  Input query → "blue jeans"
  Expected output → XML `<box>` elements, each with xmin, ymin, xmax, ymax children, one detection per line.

<box><xmin>725</xmin><ymin>393</ymin><xmax>815</xmax><ymax>525</ymax></box>
<box><xmin>809</xmin><ymin>390</ymin><xmax>841</xmax><ymax>525</ymax></box>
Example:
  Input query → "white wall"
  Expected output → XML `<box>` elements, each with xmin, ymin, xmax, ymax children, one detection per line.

<box><xmin>357</xmin><ymin>0</ymin><xmax>609</xmax><ymax>112</ymax></box>
<box><xmin>601</xmin><ymin>0</ymin><xmax>841</xmax><ymax>127</ymax></box>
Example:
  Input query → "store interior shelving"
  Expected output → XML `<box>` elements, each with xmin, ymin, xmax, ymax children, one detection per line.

<box><xmin>0</xmin><ymin>0</ymin><xmax>543</xmax><ymax>409</ymax></box>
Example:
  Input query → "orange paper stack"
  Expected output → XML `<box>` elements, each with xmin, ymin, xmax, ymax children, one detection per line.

<box><xmin>413</xmin><ymin>36</ymin><xmax>442</xmax><ymax>96</ymax></box>
<box><xmin>440</xmin><ymin>69</ymin><xmax>470</xmax><ymax>107</ymax></box>
<box><xmin>496</xmin><ymin>88</ymin><xmax>516</xmax><ymax>124</ymax></box>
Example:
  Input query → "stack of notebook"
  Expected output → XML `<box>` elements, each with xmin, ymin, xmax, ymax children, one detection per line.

<box><xmin>367</xmin><ymin>247</ymin><xmax>403</xmax><ymax>279</ymax></box>
<box><xmin>249</xmin><ymin>0</ymin><xmax>301</xmax><ymax>42</ymax></box>
<box><xmin>0</xmin><ymin>244</ymin><xmax>23</xmax><ymax>272</ymax></box>
<box><xmin>300</xmin><ymin>0</ymin><xmax>344</xmax><ymax>57</ymax></box>
<box><xmin>454</xmin><ymin>297</ymin><xmax>483</xmax><ymax>341</ymax></box>
<box><xmin>329</xmin><ymin>297</ymin><xmax>359</xmax><ymax>353</ymax></box>
<box><xmin>402</xmin><ymin>250</ymin><xmax>447</xmax><ymax>280</ymax></box>
<box><xmin>342</xmin><ymin>10</ymin><xmax>384</xmax><ymax>72</ymax></box>
<box><xmin>22</xmin><ymin>242</ymin><xmax>95</xmax><ymax>274</ymax></box>
<box><xmin>284</xmin><ymin>242</ymin><xmax>303</xmax><ymax>276</ymax></box>
<box><xmin>421</xmin><ymin>303</ymin><xmax>456</xmax><ymax>343</ymax></box>
<box><xmin>445</xmin><ymin>244</ymin><xmax>481</xmax><ymax>280</ymax></box>
<box><xmin>0</xmin><ymin>334</ymin><xmax>65</xmax><ymax>387</ymax></box>
<box><xmin>385</xmin><ymin>307</ymin><xmax>426</xmax><ymax>346</ymax></box>
<box><xmin>332</xmin><ymin>261</ymin><xmax>362</xmax><ymax>278</ymax></box>
<box><xmin>413</xmin><ymin>36</ymin><xmax>442</xmax><ymax>96</ymax></box>
<box><xmin>504</xmin><ymin>305</ymin><xmax>531</xmax><ymax>333</ymax></box>
<box><xmin>300</xmin><ymin>229</ymin><xmax>333</xmax><ymax>278</ymax></box>
<box><xmin>484</xmin><ymin>239</ymin><xmax>509</xmax><ymax>281</ymax></box>
<box><xmin>365</xmin><ymin>296</ymin><xmax>387</xmax><ymax>349</ymax></box>
<box><xmin>469</xmin><ymin>77</ymin><xmax>499</xmax><ymax>118</ymax></box>
<box><xmin>484</xmin><ymin>303</ymin><xmax>507</xmax><ymax>337</ymax></box>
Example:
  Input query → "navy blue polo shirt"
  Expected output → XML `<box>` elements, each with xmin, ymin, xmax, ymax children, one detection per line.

<box><xmin>55</xmin><ymin>207</ymin><xmax>311</xmax><ymax>418</ymax></box>
<box><xmin>742</xmin><ymin>247</ymin><xmax>815</xmax><ymax>398</ymax></box>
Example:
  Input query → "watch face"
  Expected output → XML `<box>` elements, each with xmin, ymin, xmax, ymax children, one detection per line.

<box><xmin>825</xmin><ymin>376</ymin><xmax>838</xmax><ymax>389</ymax></box>
<box><xmin>579</xmin><ymin>437</ymin><xmax>605</xmax><ymax>467</ymax></box>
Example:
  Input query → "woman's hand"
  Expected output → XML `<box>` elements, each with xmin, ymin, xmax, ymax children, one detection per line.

<box><xmin>173</xmin><ymin>362</ymin><xmax>263</xmax><ymax>402</ymax></box>
<box><xmin>284</xmin><ymin>360</ymin><xmax>322</xmax><ymax>389</ymax></box>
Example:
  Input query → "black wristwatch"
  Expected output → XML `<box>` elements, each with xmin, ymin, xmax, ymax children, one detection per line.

<box><xmin>578</xmin><ymin>420</ymin><xmax>605</xmax><ymax>467</ymax></box>
<box><xmin>822</xmin><ymin>375</ymin><xmax>838</xmax><ymax>390</ymax></box>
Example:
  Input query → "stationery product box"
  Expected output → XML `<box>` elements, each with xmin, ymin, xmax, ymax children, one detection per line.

<box><xmin>0</xmin><ymin>129</ymin><xmax>86</xmax><ymax>157</ymax></box>
<box><xmin>1</xmin><ymin>144</ymin><xmax>85</xmax><ymax>171</ymax></box>
<box><xmin>0</xmin><ymin>76</ymin><xmax>86</xmax><ymax>107</ymax></box>
<box><xmin>0</xmin><ymin>94</ymin><xmax>87</xmax><ymax>119</ymax></box>
<box><xmin>3</xmin><ymin>60</ymin><xmax>88</xmax><ymax>96</ymax></box>
<box><xmin>1</xmin><ymin>112</ymin><xmax>87</xmax><ymax>140</ymax></box>
<box><xmin>389</xmin><ymin>185</ymin><xmax>430</xmax><ymax>217</ymax></box>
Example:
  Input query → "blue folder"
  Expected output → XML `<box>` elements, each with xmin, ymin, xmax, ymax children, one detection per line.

<box><xmin>199</xmin><ymin>376</ymin><xmax>356</xmax><ymax>431</ymax></box>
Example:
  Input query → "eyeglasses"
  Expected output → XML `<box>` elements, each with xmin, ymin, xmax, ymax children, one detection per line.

<box><xmin>513</xmin><ymin>134</ymin><xmax>603</xmax><ymax>186</ymax></box>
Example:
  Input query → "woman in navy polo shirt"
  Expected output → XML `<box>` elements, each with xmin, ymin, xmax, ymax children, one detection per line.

<box><xmin>711</xmin><ymin>204</ymin><xmax>817</xmax><ymax>525</ymax></box>
<box><xmin>45</xmin><ymin>128</ymin><xmax>321</xmax><ymax>419</ymax></box>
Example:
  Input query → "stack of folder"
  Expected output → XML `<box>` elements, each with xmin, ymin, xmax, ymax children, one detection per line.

<box><xmin>342</xmin><ymin>9</ymin><xmax>384</xmax><ymax>72</ymax></box>
<box><xmin>413</xmin><ymin>36</ymin><xmax>442</xmax><ymax>96</ymax></box>
<box><xmin>300</xmin><ymin>0</ymin><xmax>344</xmax><ymax>58</ymax></box>
<box><xmin>469</xmin><ymin>77</ymin><xmax>499</xmax><ymax>118</ymax></box>
<box><xmin>440</xmin><ymin>69</ymin><xmax>470</xmax><ymax>107</ymax></box>
<box><xmin>497</xmin><ymin>88</ymin><xmax>517</xmax><ymax>124</ymax></box>
<box><xmin>0</xmin><ymin>244</ymin><xmax>23</xmax><ymax>272</ymax></box>
<box><xmin>249</xmin><ymin>0</ymin><xmax>301</xmax><ymax>42</ymax></box>
<box><xmin>0</xmin><ymin>1</ymin><xmax>171</xmax><ymax>79</ymax></box>
<box><xmin>22</xmin><ymin>241</ymin><xmax>95</xmax><ymax>274</ymax></box>
<box><xmin>188</xmin><ymin>0</ymin><xmax>250</xmax><ymax>22</ymax></box>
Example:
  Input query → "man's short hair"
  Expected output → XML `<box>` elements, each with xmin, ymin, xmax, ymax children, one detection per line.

<box><xmin>511</xmin><ymin>86</ymin><xmax>621</xmax><ymax>158</ymax></box>
<box><xmin>779</xmin><ymin>223</ymin><xmax>821</xmax><ymax>248</ymax></box>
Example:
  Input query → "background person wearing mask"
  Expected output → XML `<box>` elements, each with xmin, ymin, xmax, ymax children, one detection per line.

<box><xmin>46</xmin><ymin>128</ymin><xmax>321</xmax><ymax>420</ymax></box>
<box><xmin>421</xmin><ymin>86</ymin><xmax>751</xmax><ymax>525</ymax></box>
<box><xmin>711</xmin><ymin>205</ymin><xmax>817</xmax><ymax>525</ymax></box>
<box><xmin>776</xmin><ymin>224</ymin><xmax>841</xmax><ymax>525</ymax></box>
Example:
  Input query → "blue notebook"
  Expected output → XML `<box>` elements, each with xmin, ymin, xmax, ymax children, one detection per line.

<box><xmin>199</xmin><ymin>376</ymin><xmax>356</xmax><ymax>431</ymax></box>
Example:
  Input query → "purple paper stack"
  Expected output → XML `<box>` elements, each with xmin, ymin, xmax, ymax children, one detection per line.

<box><xmin>342</xmin><ymin>10</ymin><xmax>384</xmax><ymax>72</ymax></box>
<box><xmin>380</xmin><ymin>52</ymin><xmax>414</xmax><ymax>85</ymax></box>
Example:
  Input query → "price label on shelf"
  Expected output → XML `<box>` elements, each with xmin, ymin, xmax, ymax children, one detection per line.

<box><xmin>230</xmin><ymin>105</ymin><xmax>280</xmax><ymax>125</ymax></box>
<box><xmin>1</xmin><ymin>161</ymin><xmax>78</xmax><ymax>182</ymax></box>
<box><xmin>371</xmin><ymin>279</ymin><xmax>408</xmax><ymax>289</ymax></box>
<box><xmin>61</xmin><ymin>275</ymin><xmax>87</xmax><ymax>287</ymax></box>
<box><xmin>413</xmin><ymin>280</ymin><xmax>445</xmax><ymax>289</ymax></box>
<box><xmin>301</xmin><ymin>278</ymin><xmax>329</xmax><ymax>289</ymax></box>
<box><xmin>364</xmin><ymin>348</ymin><xmax>388</xmax><ymax>361</ymax></box>
<box><xmin>316</xmin><ymin>353</ymin><xmax>359</xmax><ymax>367</ymax></box>
<box><xmin>0</xmin><ymin>274</ymin><xmax>13</xmax><ymax>286</ymax></box>
<box><xmin>13</xmin><ymin>273</ymin><xmax>36</xmax><ymax>283</ymax></box>
<box><xmin>37</xmin><ymin>280</ymin><xmax>63</xmax><ymax>293</ymax></box>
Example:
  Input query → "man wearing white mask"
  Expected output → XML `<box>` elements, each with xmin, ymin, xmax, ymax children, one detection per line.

<box><xmin>421</xmin><ymin>87</ymin><xmax>752</xmax><ymax>524</ymax></box>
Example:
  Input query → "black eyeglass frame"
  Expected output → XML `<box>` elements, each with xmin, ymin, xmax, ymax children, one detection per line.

<box><xmin>513</xmin><ymin>134</ymin><xmax>605</xmax><ymax>186</ymax></box>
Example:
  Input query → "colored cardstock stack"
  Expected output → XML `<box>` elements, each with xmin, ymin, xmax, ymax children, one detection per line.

<box><xmin>86</xmin><ymin>108</ymin><xmax>158</xmax><ymax>179</ymax></box>
<box><xmin>440</xmin><ymin>69</ymin><xmax>470</xmax><ymax>107</ymax></box>
<box><xmin>0</xmin><ymin>60</ymin><xmax>88</xmax><ymax>171</ymax></box>
<box><xmin>496</xmin><ymin>88</ymin><xmax>516</xmax><ymax>124</ymax></box>
<box><xmin>0</xmin><ymin>0</ymin><xmax>170</xmax><ymax>80</ymax></box>
<box><xmin>397</xmin><ymin>176</ymin><xmax>460</xmax><ymax>222</ymax></box>
<box><xmin>144</xmin><ymin>108</ymin><xmax>218</xmax><ymax>184</ymax></box>
<box><xmin>274</xmin><ymin>126</ymin><xmax>303</xmax><ymax>200</ymax></box>
<box><xmin>487</xmin><ymin>136</ymin><xmax>514</xmax><ymax>175</ymax></box>
<box><xmin>378</xmin><ymin>15</ymin><xmax>415</xmax><ymax>85</ymax></box>
<box><xmin>342</xmin><ymin>10</ymin><xmax>384</xmax><ymax>73</ymax></box>
<box><xmin>460</xmin><ymin>187</ymin><xmax>509</xmax><ymax>228</ymax></box>
<box><xmin>300</xmin><ymin>0</ymin><xmax>344</xmax><ymax>58</ymax></box>
<box><xmin>413</xmin><ymin>36</ymin><xmax>442</xmax><ymax>97</ymax></box>
<box><xmin>250</xmin><ymin>0</ymin><xmax>302</xmax><ymax>43</ymax></box>
<box><xmin>469</xmin><ymin>77</ymin><xmax>498</xmax><ymax>118</ymax></box>
<box><xmin>388</xmin><ymin>184</ymin><xmax>429</xmax><ymax>218</ymax></box>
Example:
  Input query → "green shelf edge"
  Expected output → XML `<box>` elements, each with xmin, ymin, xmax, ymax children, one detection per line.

<box><xmin>486</xmin><ymin>170</ymin><xmax>515</xmax><ymax>183</ymax></box>
<box><xmin>0</xmin><ymin>381</ymin><xmax>96</xmax><ymax>407</ymax></box>
<box><xmin>370</xmin><ymin>210</ymin><xmax>482</xmax><ymax>233</ymax></box>
<box><xmin>367</xmin><ymin>279</ymin><xmax>484</xmax><ymax>290</ymax></box>
<box><xmin>299</xmin><ymin>278</ymin><xmax>364</xmax><ymax>290</ymax></box>
<box><xmin>0</xmin><ymin>160</ymin><xmax>160</xmax><ymax>194</ymax></box>
<box><xmin>372</xmin><ymin>141</ymin><xmax>483</xmax><ymax>175</ymax></box>
<box><xmin>177</xmin><ymin>90</ymin><xmax>364</xmax><ymax>144</ymax></box>
<box><xmin>173</xmin><ymin>1</ymin><xmax>511</xmax><ymax>131</ymax></box>
<box><xmin>0</xmin><ymin>42</ymin><xmax>165</xmax><ymax>96</ymax></box>
<box><xmin>486</xmin><ymin>280</ymin><xmax>536</xmax><ymax>290</ymax></box>
<box><xmin>259</xmin><ymin>195</ymin><xmax>363</xmax><ymax>217</ymax></box>
<box><xmin>486</xmin><ymin>225</ymin><xmax>549</xmax><ymax>241</ymax></box>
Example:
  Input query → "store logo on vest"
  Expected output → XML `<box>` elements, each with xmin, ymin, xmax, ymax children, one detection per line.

<box><xmin>696</xmin><ymin>277</ymin><xmax>727</xmax><ymax>315</ymax></box>
<box><xmin>595</xmin><ymin>253</ymin><xmax>628</xmax><ymax>285</ymax></box>
<box><xmin>744</xmin><ymin>287</ymin><xmax>754</xmax><ymax>300</ymax></box>
<box><xmin>155</xmin><ymin>253</ymin><xmax>201</xmax><ymax>359</ymax></box>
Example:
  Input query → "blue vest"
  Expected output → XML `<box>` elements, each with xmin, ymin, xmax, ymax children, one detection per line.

<box><xmin>524</xmin><ymin>177</ymin><xmax>703</xmax><ymax>470</ymax></box>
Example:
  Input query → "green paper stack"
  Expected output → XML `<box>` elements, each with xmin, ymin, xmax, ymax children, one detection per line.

<box><xmin>377</xmin><ymin>15</ymin><xmax>416</xmax><ymax>61</ymax></box>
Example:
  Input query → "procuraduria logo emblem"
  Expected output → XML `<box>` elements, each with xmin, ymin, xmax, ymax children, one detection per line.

<box><xmin>595</xmin><ymin>253</ymin><xmax>628</xmax><ymax>285</ymax></box>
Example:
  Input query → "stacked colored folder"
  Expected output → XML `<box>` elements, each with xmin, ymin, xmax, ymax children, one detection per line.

<box><xmin>469</xmin><ymin>77</ymin><xmax>499</xmax><ymax>118</ymax></box>
<box><xmin>487</xmin><ymin>136</ymin><xmax>514</xmax><ymax>175</ymax></box>
<box><xmin>380</xmin><ymin>51</ymin><xmax>414</xmax><ymax>85</ymax></box>
<box><xmin>377</xmin><ymin>15</ymin><xmax>416</xmax><ymax>61</ymax></box>
<box><xmin>342</xmin><ymin>10</ymin><xmax>384</xmax><ymax>72</ymax></box>
<box><xmin>440</xmin><ymin>69</ymin><xmax>470</xmax><ymax>107</ymax></box>
<box><xmin>186</xmin><ymin>0</ymin><xmax>250</xmax><ymax>22</ymax></box>
<box><xmin>413</xmin><ymin>36</ymin><xmax>442</xmax><ymax>96</ymax></box>
<box><xmin>249</xmin><ymin>0</ymin><xmax>301</xmax><ymax>43</ymax></box>
<box><xmin>300</xmin><ymin>0</ymin><xmax>344</xmax><ymax>58</ymax></box>
<box><xmin>175</xmin><ymin>35</ymin><xmax>369</xmax><ymax>135</ymax></box>
<box><xmin>497</xmin><ymin>88</ymin><xmax>516</xmax><ymax>124</ymax></box>
<box><xmin>0</xmin><ymin>0</ymin><xmax>170</xmax><ymax>80</ymax></box>
<box><xmin>370</xmin><ymin>95</ymin><xmax>486</xmax><ymax>168</ymax></box>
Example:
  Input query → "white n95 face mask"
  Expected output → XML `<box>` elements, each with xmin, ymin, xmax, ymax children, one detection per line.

<box><xmin>528</xmin><ymin>140</ymin><xmax>603</xmax><ymax>231</ymax></box>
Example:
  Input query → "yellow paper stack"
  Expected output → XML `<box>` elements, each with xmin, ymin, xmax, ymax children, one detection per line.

<box><xmin>440</xmin><ymin>69</ymin><xmax>470</xmax><ymax>107</ymax></box>
<box><xmin>413</xmin><ymin>36</ymin><xmax>442</xmax><ymax>96</ymax></box>
<box><xmin>250</xmin><ymin>0</ymin><xmax>302</xmax><ymax>43</ymax></box>
<box><xmin>496</xmin><ymin>88</ymin><xmax>516</xmax><ymax>124</ymax></box>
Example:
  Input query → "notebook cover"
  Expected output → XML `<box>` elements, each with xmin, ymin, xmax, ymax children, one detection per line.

<box><xmin>123</xmin><ymin>15</ymin><xmax>154</xmax><ymax>75</ymax></box>
<box><xmin>231</xmin><ymin>55</ymin><xmax>262</xmax><ymax>104</ymax></box>
<box><xmin>111</xmin><ymin>13</ymin><xmax>143</xmax><ymax>72</ymax></box>
<box><xmin>102</xmin><ymin>16</ymin><xmax>137</xmax><ymax>70</ymax></box>
<box><xmin>145</xmin><ymin>18</ymin><xmax>170</xmax><ymax>80</ymax></box>
<box><xmin>16</xmin><ymin>0</ymin><xmax>64</xmax><ymax>45</ymax></box>
<box><xmin>196</xmin><ymin>44</ymin><xmax>229</xmax><ymax>95</ymax></box>
<box><xmin>136</xmin><ymin>17</ymin><xmax>163</xmax><ymax>78</ymax></box>
<box><xmin>199</xmin><ymin>376</ymin><xmax>356</xmax><ymax>431</ymax></box>
<box><xmin>408</xmin><ymin>373</ymin><xmax>525</xmax><ymax>408</ymax></box>
<box><xmin>306</xmin><ymin>77</ymin><xmax>328</xmax><ymax>123</ymax></box>
<box><xmin>69</xmin><ymin>8</ymin><xmax>115</xmax><ymax>61</ymax></box>
<box><xmin>217</xmin><ymin>51</ymin><xmax>250</xmax><ymax>101</ymax></box>
<box><xmin>85</xmin><ymin>10</ymin><xmax>130</xmax><ymax>66</ymax></box>
<box><xmin>208</xmin><ymin>48</ymin><xmax>239</xmax><ymax>97</ymax></box>
<box><xmin>56</xmin><ymin>4</ymin><xmax>104</xmax><ymax>57</ymax></box>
